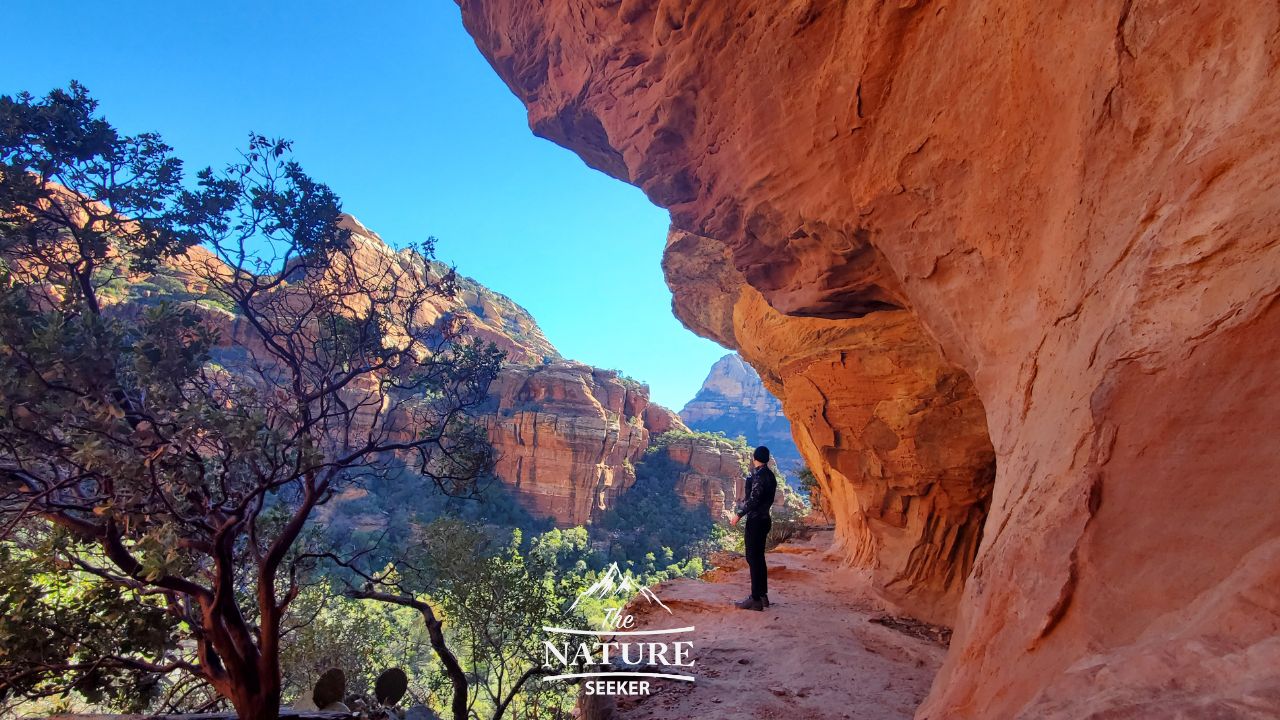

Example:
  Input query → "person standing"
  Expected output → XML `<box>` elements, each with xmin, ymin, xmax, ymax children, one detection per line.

<box><xmin>730</xmin><ymin>446</ymin><xmax>777</xmax><ymax>611</ymax></box>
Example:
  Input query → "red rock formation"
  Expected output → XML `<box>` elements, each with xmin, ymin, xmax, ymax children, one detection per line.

<box><xmin>340</xmin><ymin>216</ymin><xmax>560</xmax><ymax>365</ymax></box>
<box><xmin>458</xmin><ymin>2</ymin><xmax>1280</xmax><ymax>716</ymax></box>
<box><xmin>484</xmin><ymin>361</ymin><xmax>654</xmax><ymax>526</ymax></box>
<box><xmin>680</xmin><ymin>353</ymin><xmax>801</xmax><ymax>470</ymax></box>
<box><xmin>640</xmin><ymin>402</ymin><xmax>681</xmax><ymax>436</ymax></box>
<box><xmin>666</xmin><ymin>230</ymin><xmax>994</xmax><ymax>623</ymax></box>
<box><xmin>168</xmin><ymin>215</ymin><xmax>743</xmax><ymax>529</ymax></box>
<box><xmin>651</xmin><ymin>432</ymin><xmax>750</xmax><ymax>519</ymax></box>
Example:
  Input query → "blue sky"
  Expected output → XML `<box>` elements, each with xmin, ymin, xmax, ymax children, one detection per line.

<box><xmin>0</xmin><ymin>0</ymin><xmax>729</xmax><ymax>409</ymax></box>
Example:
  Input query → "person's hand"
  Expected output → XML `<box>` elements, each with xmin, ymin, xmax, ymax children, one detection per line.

<box><xmin>729</xmin><ymin>513</ymin><xmax>740</xmax><ymax>527</ymax></box>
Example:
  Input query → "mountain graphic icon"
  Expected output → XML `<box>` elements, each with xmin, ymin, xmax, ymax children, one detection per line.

<box><xmin>570</xmin><ymin>562</ymin><xmax>672</xmax><ymax>614</ymax></box>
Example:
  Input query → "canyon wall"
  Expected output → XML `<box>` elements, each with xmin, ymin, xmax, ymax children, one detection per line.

<box><xmin>343</xmin><ymin>220</ymin><xmax>656</xmax><ymax>526</ymax></box>
<box><xmin>484</xmin><ymin>361</ymin><xmax>757</xmax><ymax>525</ymax></box>
<box><xmin>680</xmin><ymin>353</ymin><xmax>801</xmax><ymax>470</ymax></box>
<box><xmin>484</xmin><ymin>361</ymin><xmax>655</xmax><ymax>526</ymax></box>
<box><xmin>458</xmin><ymin>1</ymin><xmax>1280</xmax><ymax>717</ymax></box>
<box><xmin>654</xmin><ymin>431</ymin><xmax>752</xmax><ymax>519</ymax></box>
<box><xmin>339</xmin><ymin>220</ymin><xmax>748</xmax><ymax>527</ymax></box>
<box><xmin>185</xmin><ymin>216</ymin><xmax>745</xmax><ymax>528</ymax></box>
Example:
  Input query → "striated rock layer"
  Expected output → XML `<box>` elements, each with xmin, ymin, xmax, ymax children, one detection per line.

<box><xmin>680</xmin><ymin>353</ymin><xmax>801</xmax><ymax>471</ymax></box>
<box><xmin>458</xmin><ymin>1</ymin><xmax>1280</xmax><ymax>717</ymax></box>
<box><xmin>654</xmin><ymin>431</ymin><xmax>752</xmax><ymax>519</ymax></box>
<box><xmin>484</xmin><ymin>361</ymin><xmax>658</xmax><ymax>526</ymax></box>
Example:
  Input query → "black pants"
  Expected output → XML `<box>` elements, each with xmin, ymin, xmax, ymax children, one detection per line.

<box><xmin>744</xmin><ymin>515</ymin><xmax>771</xmax><ymax>600</ymax></box>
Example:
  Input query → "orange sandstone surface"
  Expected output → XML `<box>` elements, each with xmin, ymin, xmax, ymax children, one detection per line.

<box><xmin>484</xmin><ymin>361</ymin><xmax>658</xmax><ymax>526</ymax></box>
<box><xmin>458</xmin><ymin>1</ymin><xmax>1280</xmax><ymax>716</ymax></box>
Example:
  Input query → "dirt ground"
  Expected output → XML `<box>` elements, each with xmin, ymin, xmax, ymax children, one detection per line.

<box><xmin>603</xmin><ymin>531</ymin><xmax>947</xmax><ymax>720</ymax></box>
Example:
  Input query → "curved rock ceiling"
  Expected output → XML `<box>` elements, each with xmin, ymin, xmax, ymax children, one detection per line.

<box><xmin>458</xmin><ymin>1</ymin><xmax>1280</xmax><ymax>716</ymax></box>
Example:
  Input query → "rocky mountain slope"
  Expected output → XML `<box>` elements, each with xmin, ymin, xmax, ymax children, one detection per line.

<box><xmin>680</xmin><ymin>354</ymin><xmax>800</xmax><ymax>471</ymax></box>
<box><xmin>132</xmin><ymin>208</ymin><xmax>747</xmax><ymax>527</ymax></box>
<box><xmin>195</xmin><ymin>215</ymin><xmax>750</xmax><ymax>528</ymax></box>
<box><xmin>458</xmin><ymin>2</ymin><xmax>1280</xmax><ymax>717</ymax></box>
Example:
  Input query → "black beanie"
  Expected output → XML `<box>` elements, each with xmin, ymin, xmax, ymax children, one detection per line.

<box><xmin>753</xmin><ymin>446</ymin><xmax>770</xmax><ymax>464</ymax></box>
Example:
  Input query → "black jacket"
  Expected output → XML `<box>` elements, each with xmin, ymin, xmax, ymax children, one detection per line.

<box><xmin>735</xmin><ymin>465</ymin><xmax>777</xmax><ymax>520</ymax></box>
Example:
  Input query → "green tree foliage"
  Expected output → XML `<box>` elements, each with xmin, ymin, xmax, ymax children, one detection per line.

<box><xmin>766</xmin><ymin>481</ymin><xmax>813</xmax><ymax>550</ymax></box>
<box><xmin>319</xmin><ymin>459</ymin><xmax>550</xmax><ymax>559</ymax></box>
<box><xmin>329</xmin><ymin>519</ymin><xmax>581</xmax><ymax>720</ymax></box>
<box><xmin>529</xmin><ymin>526</ymin><xmax>592</xmax><ymax>578</ymax></box>
<box><xmin>413</xmin><ymin>520</ymin><xmax>576</xmax><ymax>720</ymax></box>
<box><xmin>278</xmin><ymin>587</ymin><xmax>431</xmax><ymax>707</ymax></box>
<box><xmin>0</xmin><ymin>84</ymin><xmax>502</xmax><ymax>720</ymax></box>
<box><xmin>0</xmin><ymin>531</ymin><xmax>180</xmax><ymax>715</ymax></box>
<box><xmin>795</xmin><ymin>467</ymin><xmax>820</xmax><ymax>502</ymax></box>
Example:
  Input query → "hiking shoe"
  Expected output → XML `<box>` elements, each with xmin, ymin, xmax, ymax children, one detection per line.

<box><xmin>762</xmin><ymin>594</ymin><xmax>770</xmax><ymax>608</ymax></box>
<box><xmin>736</xmin><ymin>596</ymin><xmax>764</xmax><ymax>611</ymax></box>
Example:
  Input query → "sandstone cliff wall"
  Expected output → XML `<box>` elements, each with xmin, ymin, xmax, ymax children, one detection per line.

<box><xmin>655</xmin><ymin>432</ymin><xmax>750</xmax><ymax>519</ymax></box>
<box><xmin>485</xmin><ymin>361</ymin><xmax>653</xmax><ymax>526</ymax></box>
<box><xmin>666</xmin><ymin>229</ymin><xmax>994</xmax><ymax>623</ymax></box>
<box><xmin>459</xmin><ymin>1</ymin><xmax>1280</xmax><ymax>716</ymax></box>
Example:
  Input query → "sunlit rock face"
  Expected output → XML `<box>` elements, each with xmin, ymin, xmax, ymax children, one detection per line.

<box><xmin>458</xmin><ymin>1</ymin><xmax>1280</xmax><ymax>716</ymax></box>
<box><xmin>340</xmin><ymin>215</ymin><xmax>561</xmax><ymax>366</ymax></box>
<box><xmin>655</xmin><ymin>431</ymin><xmax>751</xmax><ymax>520</ymax></box>
<box><xmin>483</xmin><ymin>361</ymin><xmax>653</xmax><ymax>527</ymax></box>
<box><xmin>483</xmin><ymin>360</ymin><xmax>756</xmax><ymax>526</ymax></box>
<box><xmin>680</xmin><ymin>353</ymin><xmax>801</xmax><ymax>470</ymax></box>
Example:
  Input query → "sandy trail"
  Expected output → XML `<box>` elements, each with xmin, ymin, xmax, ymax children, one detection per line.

<box><xmin>610</xmin><ymin>531</ymin><xmax>946</xmax><ymax>720</ymax></box>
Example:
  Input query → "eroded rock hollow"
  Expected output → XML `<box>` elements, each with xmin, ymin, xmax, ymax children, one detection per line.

<box><xmin>458</xmin><ymin>0</ymin><xmax>1280</xmax><ymax>716</ymax></box>
<box><xmin>666</xmin><ymin>228</ymin><xmax>995</xmax><ymax>624</ymax></box>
